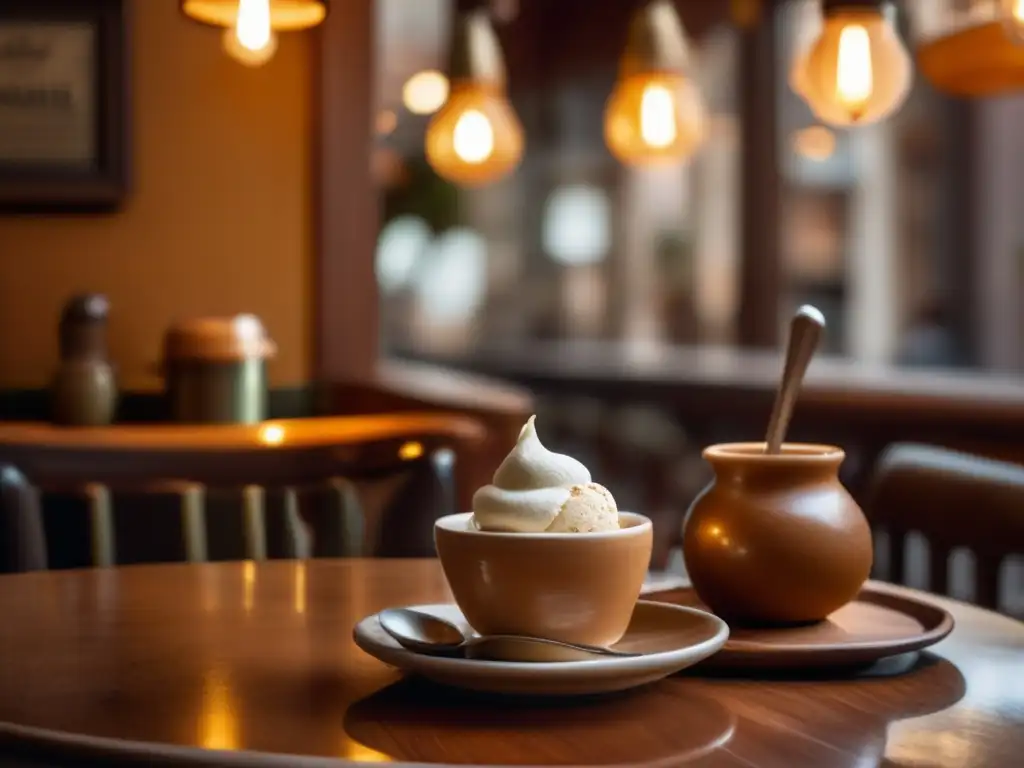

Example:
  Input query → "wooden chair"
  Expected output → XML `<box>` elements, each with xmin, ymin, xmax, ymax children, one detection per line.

<box><xmin>865</xmin><ymin>442</ymin><xmax>1024</xmax><ymax>614</ymax></box>
<box><xmin>0</xmin><ymin>413</ymin><xmax>482</xmax><ymax>573</ymax></box>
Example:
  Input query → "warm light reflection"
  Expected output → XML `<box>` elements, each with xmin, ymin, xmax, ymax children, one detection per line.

<box><xmin>452</xmin><ymin>109</ymin><xmax>495</xmax><ymax>163</ymax></box>
<box><xmin>402</xmin><ymin>70</ymin><xmax>450</xmax><ymax>115</ymax></box>
<box><xmin>639</xmin><ymin>83</ymin><xmax>678</xmax><ymax>148</ymax></box>
<box><xmin>199</xmin><ymin>667</ymin><xmax>239</xmax><ymax>751</ymax></box>
<box><xmin>201</xmin><ymin>567</ymin><xmax>219</xmax><ymax>614</ymax></box>
<box><xmin>835</xmin><ymin>25</ymin><xmax>872</xmax><ymax>117</ymax></box>
<box><xmin>793</xmin><ymin>125</ymin><xmax>836</xmax><ymax>161</ymax></box>
<box><xmin>343</xmin><ymin>737</ymin><xmax>393</xmax><ymax>763</ymax></box>
<box><xmin>885</xmin><ymin>709</ymin><xmax>986</xmax><ymax>767</ymax></box>
<box><xmin>258</xmin><ymin>423</ymin><xmax>285</xmax><ymax>446</ymax></box>
<box><xmin>702</xmin><ymin>523</ymin><xmax>734</xmax><ymax>549</ymax></box>
<box><xmin>243</xmin><ymin>560</ymin><xmax>255</xmax><ymax>614</ymax></box>
<box><xmin>398</xmin><ymin>441</ymin><xmax>424</xmax><ymax>461</ymax></box>
<box><xmin>375</xmin><ymin>109</ymin><xmax>397</xmax><ymax>136</ymax></box>
<box><xmin>294</xmin><ymin>562</ymin><xmax>306</xmax><ymax>615</ymax></box>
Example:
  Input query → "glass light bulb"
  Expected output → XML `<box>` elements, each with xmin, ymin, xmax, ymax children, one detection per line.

<box><xmin>603</xmin><ymin>73</ymin><xmax>704</xmax><ymax>166</ymax></box>
<box><xmin>220</xmin><ymin>26</ymin><xmax>276</xmax><ymax>66</ymax></box>
<box><xmin>452</xmin><ymin>109</ymin><xmax>494</xmax><ymax>163</ymax></box>
<box><xmin>425</xmin><ymin>85</ymin><xmax>523</xmax><ymax>186</ymax></box>
<box><xmin>1001</xmin><ymin>0</ymin><xmax>1024</xmax><ymax>43</ymax></box>
<box><xmin>222</xmin><ymin>0</ymin><xmax>276</xmax><ymax>67</ymax></box>
<box><xmin>799</xmin><ymin>8</ymin><xmax>912</xmax><ymax>127</ymax></box>
<box><xmin>639</xmin><ymin>84</ymin><xmax>678</xmax><ymax>149</ymax></box>
<box><xmin>222</xmin><ymin>26</ymin><xmax>278</xmax><ymax>67</ymax></box>
<box><xmin>835</xmin><ymin>25</ymin><xmax>873</xmax><ymax>117</ymax></box>
<box><xmin>236</xmin><ymin>0</ymin><xmax>272</xmax><ymax>51</ymax></box>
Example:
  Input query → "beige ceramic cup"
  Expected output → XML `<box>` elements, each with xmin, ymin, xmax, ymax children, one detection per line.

<box><xmin>434</xmin><ymin>512</ymin><xmax>653</xmax><ymax>646</ymax></box>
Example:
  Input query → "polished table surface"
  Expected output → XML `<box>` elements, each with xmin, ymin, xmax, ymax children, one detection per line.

<box><xmin>0</xmin><ymin>413</ymin><xmax>485</xmax><ymax>489</ymax></box>
<box><xmin>0</xmin><ymin>413</ymin><xmax>484</xmax><ymax>451</ymax></box>
<box><xmin>0</xmin><ymin>560</ymin><xmax>1021</xmax><ymax>767</ymax></box>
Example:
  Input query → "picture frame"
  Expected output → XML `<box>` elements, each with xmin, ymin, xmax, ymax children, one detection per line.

<box><xmin>0</xmin><ymin>0</ymin><xmax>130</xmax><ymax>211</ymax></box>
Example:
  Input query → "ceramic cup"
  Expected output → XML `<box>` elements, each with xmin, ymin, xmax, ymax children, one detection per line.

<box><xmin>434</xmin><ymin>512</ymin><xmax>653</xmax><ymax>646</ymax></box>
<box><xmin>682</xmin><ymin>442</ymin><xmax>873</xmax><ymax>625</ymax></box>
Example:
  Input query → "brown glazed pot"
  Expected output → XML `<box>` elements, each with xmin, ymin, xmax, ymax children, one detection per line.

<box><xmin>682</xmin><ymin>443</ymin><xmax>873</xmax><ymax>625</ymax></box>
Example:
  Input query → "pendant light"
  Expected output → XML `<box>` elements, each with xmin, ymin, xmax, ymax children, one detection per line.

<box><xmin>424</xmin><ymin>10</ymin><xmax>524</xmax><ymax>187</ymax></box>
<box><xmin>181</xmin><ymin>0</ymin><xmax>327</xmax><ymax>67</ymax></box>
<box><xmin>913</xmin><ymin>0</ymin><xmax>1024</xmax><ymax>96</ymax></box>
<box><xmin>603</xmin><ymin>0</ymin><xmax>705</xmax><ymax>166</ymax></box>
<box><xmin>793</xmin><ymin>0</ymin><xmax>912</xmax><ymax>127</ymax></box>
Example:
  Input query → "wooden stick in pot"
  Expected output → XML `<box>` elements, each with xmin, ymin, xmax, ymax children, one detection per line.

<box><xmin>764</xmin><ymin>305</ymin><xmax>825</xmax><ymax>455</ymax></box>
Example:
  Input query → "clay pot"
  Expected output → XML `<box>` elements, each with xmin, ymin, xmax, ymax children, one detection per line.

<box><xmin>682</xmin><ymin>442</ymin><xmax>873</xmax><ymax>625</ymax></box>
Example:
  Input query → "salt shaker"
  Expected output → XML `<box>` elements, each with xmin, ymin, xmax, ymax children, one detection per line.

<box><xmin>51</xmin><ymin>294</ymin><xmax>118</xmax><ymax>426</ymax></box>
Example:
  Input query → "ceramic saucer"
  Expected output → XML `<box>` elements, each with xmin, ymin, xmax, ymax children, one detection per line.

<box><xmin>353</xmin><ymin>600</ymin><xmax>728</xmax><ymax>696</ymax></box>
<box><xmin>646</xmin><ymin>582</ymin><xmax>955</xmax><ymax>669</ymax></box>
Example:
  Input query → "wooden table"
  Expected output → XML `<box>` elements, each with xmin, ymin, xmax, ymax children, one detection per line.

<box><xmin>0</xmin><ymin>413</ymin><xmax>485</xmax><ymax>487</ymax></box>
<box><xmin>0</xmin><ymin>560</ymin><xmax>1020</xmax><ymax>767</ymax></box>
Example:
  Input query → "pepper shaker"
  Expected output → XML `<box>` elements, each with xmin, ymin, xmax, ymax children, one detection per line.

<box><xmin>51</xmin><ymin>294</ymin><xmax>118</xmax><ymax>426</ymax></box>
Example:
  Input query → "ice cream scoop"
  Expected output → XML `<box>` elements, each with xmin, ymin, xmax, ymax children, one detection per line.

<box><xmin>546</xmin><ymin>482</ymin><xmax>619</xmax><ymax>533</ymax></box>
<box><xmin>472</xmin><ymin>415</ymin><xmax>619</xmax><ymax>533</ymax></box>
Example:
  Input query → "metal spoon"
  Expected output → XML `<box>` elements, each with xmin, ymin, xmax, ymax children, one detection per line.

<box><xmin>765</xmin><ymin>305</ymin><xmax>825</xmax><ymax>454</ymax></box>
<box><xmin>378</xmin><ymin>608</ymin><xmax>639</xmax><ymax>662</ymax></box>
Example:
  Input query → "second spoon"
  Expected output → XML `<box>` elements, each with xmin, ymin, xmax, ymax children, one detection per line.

<box><xmin>378</xmin><ymin>608</ymin><xmax>639</xmax><ymax>663</ymax></box>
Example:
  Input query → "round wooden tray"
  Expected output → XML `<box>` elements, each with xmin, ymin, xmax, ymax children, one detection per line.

<box><xmin>647</xmin><ymin>581</ymin><xmax>955</xmax><ymax>669</ymax></box>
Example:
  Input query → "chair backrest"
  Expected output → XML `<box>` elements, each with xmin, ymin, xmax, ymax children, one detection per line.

<box><xmin>865</xmin><ymin>443</ymin><xmax>1024</xmax><ymax>612</ymax></box>
<box><xmin>0</xmin><ymin>413</ymin><xmax>481</xmax><ymax>572</ymax></box>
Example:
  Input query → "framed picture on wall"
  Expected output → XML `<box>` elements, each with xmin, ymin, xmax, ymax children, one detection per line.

<box><xmin>0</xmin><ymin>0</ymin><xmax>129</xmax><ymax>211</ymax></box>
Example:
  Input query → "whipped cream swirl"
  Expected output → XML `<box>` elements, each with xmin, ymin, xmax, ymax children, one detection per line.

<box><xmin>472</xmin><ymin>416</ymin><xmax>618</xmax><ymax>533</ymax></box>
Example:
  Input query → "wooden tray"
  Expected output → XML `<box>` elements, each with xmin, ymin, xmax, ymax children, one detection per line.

<box><xmin>646</xmin><ymin>583</ymin><xmax>955</xmax><ymax>669</ymax></box>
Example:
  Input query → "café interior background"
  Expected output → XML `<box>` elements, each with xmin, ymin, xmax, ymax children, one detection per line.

<box><xmin>0</xmin><ymin>0</ymin><xmax>1023</xmax><ymax>387</ymax></box>
<box><xmin>374</xmin><ymin>0</ymin><xmax>1024</xmax><ymax>372</ymax></box>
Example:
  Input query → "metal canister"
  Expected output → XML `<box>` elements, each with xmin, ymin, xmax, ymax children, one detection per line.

<box><xmin>161</xmin><ymin>315</ymin><xmax>276</xmax><ymax>424</ymax></box>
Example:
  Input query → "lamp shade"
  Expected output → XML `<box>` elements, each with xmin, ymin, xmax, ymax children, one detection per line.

<box><xmin>181</xmin><ymin>0</ymin><xmax>328</xmax><ymax>31</ymax></box>
<box><xmin>618</xmin><ymin>0</ymin><xmax>692</xmax><ymax>79</ymax></box>
<box><xmin>910</xmin><ymin>0</ymin><xmax>1024</xmax><ymax>96</ymax></box>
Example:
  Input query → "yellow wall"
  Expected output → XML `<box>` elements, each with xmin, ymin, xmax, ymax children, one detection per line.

<box><xmin>0</xmin><ymin>1</ymin><xmax>311</xmax><ymax>389</ymax></box>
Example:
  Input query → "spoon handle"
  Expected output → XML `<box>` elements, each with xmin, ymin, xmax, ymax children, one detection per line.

<box><xmin>465</xmin><ymin>635</ymin><xmax>639</xmax><ymax>663</ymax></box>
<box><xmin>765</xmin><ymin>306</ymin><xmax>825</xmax><ymax>455</ymax></box>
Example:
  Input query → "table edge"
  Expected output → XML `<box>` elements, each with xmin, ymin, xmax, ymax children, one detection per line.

<box><xmin>0</xmin><ymin>718</ymin><xmax>681</xmax><ymax>768</ymax></box>
<box><xmin>0</xmin><ymin>719</ymin><xmax>426</xmax><ymax>768</ymax></box>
